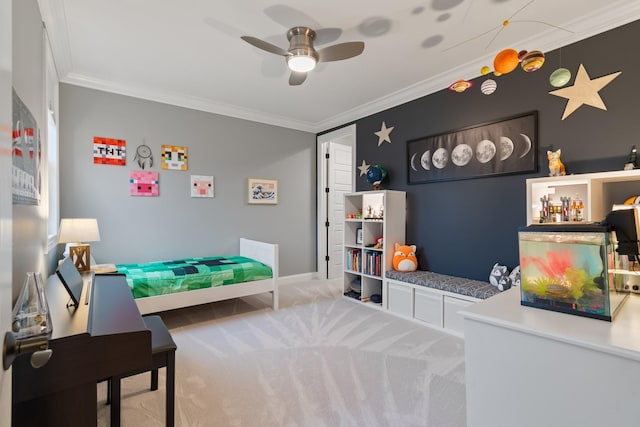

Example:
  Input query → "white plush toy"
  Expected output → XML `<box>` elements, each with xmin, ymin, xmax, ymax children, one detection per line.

<box><xmin>489</xmin><ymin>263</ymin><xmax>512</xmax><ymax>291</ymax></box>
<box><xmin>509</xmin><ymin>265</ymin><xmax>521</xmax><ymax>287</ymax></box>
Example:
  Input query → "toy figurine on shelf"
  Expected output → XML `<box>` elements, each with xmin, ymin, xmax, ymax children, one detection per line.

<box><xmin>539</xmin><ymin>195</ymin><xmax>549</xmax><ymax>223</ymax></box>
<box><xmin>560</xmin><ymin>196</ymin><xmax>571</xmax><ymax>221</ymax></box>
<box><xmin>373</xmin><ymin>236</ymin><xmax>383</xmax><ymax>249</ymax></box>
<box><xmin>547</xmin><ymin>149</ymin><xmax>566</xmax><ymax>176</ymax></box>
<box><xmin>624</xmin><ymin>145</ymin><xmax>638</xmax><ymax>170</ymax></box>
<box><xmin>572</xmin><ymin>194</ymin><xmax>584</xmax><ymax>221</ymax></box>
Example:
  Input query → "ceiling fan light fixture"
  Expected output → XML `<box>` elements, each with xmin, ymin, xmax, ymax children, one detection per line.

<box><xmin>287</xmin><ymin>55</ymin><xmax>317</xmax><ymax>72</ymax></box>
<box><xmin>241</xmin><ymin>25</ymin><xmax>363</xmax><ymax>86</ymax></box>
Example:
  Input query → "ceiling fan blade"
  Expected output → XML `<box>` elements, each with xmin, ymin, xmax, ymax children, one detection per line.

<box><xmin>317</xmin><ymin>42</ymin><xmax>365</xmax><ymax>62</ymax></box>
<box><xmin>289</xmin><ymin>71</ymin><xmax>307</xmax><ymax>86</ymax></box>
<box><xmin>241</xmin><ymin>36</ymin><xmax>290</xmax><ymax>56</ymax></box>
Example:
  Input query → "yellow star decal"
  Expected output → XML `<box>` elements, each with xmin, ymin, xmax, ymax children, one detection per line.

<box><xmin>374</xmin><ymin>121</ymin><xmax>394</xmax><ymax>146</ymax></box>
<box><xmin>358</xmin><ymin>160</ymin><xmax>370</xmax><ymax>177</ymax></box>
<box><xmin>549</xmin><ymin>64</ymin><xmax>621</xmax><ymax>120</ymax></box>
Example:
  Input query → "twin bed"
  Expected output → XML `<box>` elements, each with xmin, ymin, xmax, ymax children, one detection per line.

<box><xmin>114</xmin><ymin>238</ymin><xmax>279</xmax><ymax>315</ymax></box>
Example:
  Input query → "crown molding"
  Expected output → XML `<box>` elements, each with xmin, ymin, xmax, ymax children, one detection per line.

<box><xmin>61</xmin><ymin>72</ymin><xmax>317</xmax><ymax>132</ymax></box>
<box><xmin>41</xmin><ymin>0</ymin><xmax>640</xmax><ymax>134</ymax></box>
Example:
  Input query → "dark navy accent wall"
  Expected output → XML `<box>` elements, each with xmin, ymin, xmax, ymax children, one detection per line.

<box><xmin>350</xmin><ymin>19</ymin><xmax>640</xmax><ymax>281</ymax></box>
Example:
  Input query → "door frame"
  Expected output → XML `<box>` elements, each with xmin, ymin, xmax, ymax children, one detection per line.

<box><xmin>316</xmin><ymin>124</ymin><xmax>356</xmax><ymax>279</ymax></box>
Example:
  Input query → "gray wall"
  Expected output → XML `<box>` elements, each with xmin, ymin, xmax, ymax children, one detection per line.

<box><xmin>351</xmin><ymin>19</ymin><xmax>640</xmax><ymax>281</ymax></box>
<box><xmin>12</xmin><ymin>0</ymin><xmax>49</xmax><ymax>300</ymax></box>
<box><xmin>59</xmin><ymin>85</ymin><xmax>316</xmax><ymax>277</ymax></box>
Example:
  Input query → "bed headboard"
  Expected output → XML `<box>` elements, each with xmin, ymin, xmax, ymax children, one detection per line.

<box><xmin>239</xmin><ymin>238</ymin><xmax>279</xmax><ymax>278</ymax></box>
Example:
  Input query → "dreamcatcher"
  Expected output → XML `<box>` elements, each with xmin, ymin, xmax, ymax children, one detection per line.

<box><xmin>134</xmin><ymin>139</ymin><xmax>153</xmax><ymax>169</ymax></box>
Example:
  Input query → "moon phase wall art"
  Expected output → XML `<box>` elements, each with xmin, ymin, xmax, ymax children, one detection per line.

<box><xmin>407</xmin><ymin>111</ymin><xmax>537</xmax><ymax>184</ymax></box>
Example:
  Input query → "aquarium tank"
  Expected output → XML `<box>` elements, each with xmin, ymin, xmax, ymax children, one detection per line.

<box><xmin>518</xmin><ymin>224</ymin><xmax>629</xmax><ymax>321</ymax></box>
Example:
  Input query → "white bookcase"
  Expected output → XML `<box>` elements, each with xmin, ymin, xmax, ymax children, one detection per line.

<box><xmin>343</xmin><ymin>190</ymin><xmax>406</xmax><ymax>307</ymax></box>
<box><xmin>526</xmin><ymin>169</ymin><xmax>640</xmax><ymax>225</ymax></box>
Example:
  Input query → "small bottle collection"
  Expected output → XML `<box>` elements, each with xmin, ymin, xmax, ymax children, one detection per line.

<box><xmin>539</xmin><ymin>193</ymin><xmax>584</xmax><ymax>223</ymax></box>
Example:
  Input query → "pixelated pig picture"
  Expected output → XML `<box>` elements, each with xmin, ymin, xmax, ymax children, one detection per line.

<box><xmin>130</xmin><ymin>171</ymin><xmax>159</xmax><ymax>196</ymax></box>
<box><xmin>191</xmin><ymin>175</ymin><xmax>214</xmax><ymax>198</ymax></box>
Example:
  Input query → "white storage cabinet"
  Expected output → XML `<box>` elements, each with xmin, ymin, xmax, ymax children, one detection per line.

<box><xmin>386</xmin><ymin>278</ymin><xmax>477</xmax><ymax>337</ymax></box>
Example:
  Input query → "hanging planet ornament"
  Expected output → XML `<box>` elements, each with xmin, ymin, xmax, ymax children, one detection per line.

<box><xmin>481</xmin><ymin>79</ymin><xmax>497</xmax><ymax>95</ymax></box>
<box><xmin>549</xmin><ymin>67</ymin><xmax>572</xmax><ymax>87</ymax></box>
<box><xmin>520</xmin><ymin>50</ymin><xmax>545</xmax><ymax>72</ymax></box>
<box><xmin>494</xmin><ymin>49</ymin><xmax>519</xmax><ymax>74</ymax></box>
<box><xmin>448</xmin><ymin>79</ymin><xmax>473</xmax><ymax>93</ymax></box>
<box><xmin>480</xmin><ymin>65</ymin><xmax>490</xmax><ymax>75</ymax></box>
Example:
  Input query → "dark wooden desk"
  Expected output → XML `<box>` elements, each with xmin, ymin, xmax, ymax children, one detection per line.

<box><xmin>12</xmin><ymin>273</ymin><xmax>151</xmax><ymax>427</ymax></box>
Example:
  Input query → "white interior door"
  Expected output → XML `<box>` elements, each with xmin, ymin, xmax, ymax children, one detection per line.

<box><xmin>0</xmin><ymin>0</ymin><xmax>13</xmax><ymax>422</ymax></box>
<box><xmin>317</xmin><ymin>125</ymin><xmax>355</xmax><ymax>280</ymax></box>
<box><xmin>327</xmin><ymin>142</ymin><xmax>352</xmax><ymax>279</ymax></box>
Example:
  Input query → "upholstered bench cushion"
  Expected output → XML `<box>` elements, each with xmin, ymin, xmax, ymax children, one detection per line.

<box><xmin>385</xmin><ymin>270</ymin><xmax>500</xmax><ymax>300</ymax></box>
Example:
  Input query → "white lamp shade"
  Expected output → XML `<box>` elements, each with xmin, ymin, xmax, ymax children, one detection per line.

<box><xmin>58</xmin><ymin>218</ymin><xmax>101</xmax><ymax>243</ymax></box>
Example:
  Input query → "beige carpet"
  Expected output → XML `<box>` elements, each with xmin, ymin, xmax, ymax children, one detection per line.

<box><xmin>97</xmin><ymin>279</ymin><xmax>467</xmax><ymax>427</ymax></box>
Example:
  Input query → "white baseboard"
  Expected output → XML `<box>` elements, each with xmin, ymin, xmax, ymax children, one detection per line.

<box><xmin>277</xmin><ymin>272</ymin><xmax>318</xmax><ymax>287</ymax></box>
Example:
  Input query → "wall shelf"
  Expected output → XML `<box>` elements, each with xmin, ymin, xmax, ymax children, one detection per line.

<box><xmin>526</xmin><ymin>169</ymin><xmax>640</xmax><ymax>225</ymax></box>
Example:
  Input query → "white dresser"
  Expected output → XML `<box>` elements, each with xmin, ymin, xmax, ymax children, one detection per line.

<box><xmin>462</xmin><ymin>288</ymin><xmax>640</xmax><ymax>427</ymax></box>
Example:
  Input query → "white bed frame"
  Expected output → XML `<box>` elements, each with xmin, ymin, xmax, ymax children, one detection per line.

<box><xmin>134</xmin><ymin>238</ymin><xmax>279</xmax><ymax>315</ymax></box>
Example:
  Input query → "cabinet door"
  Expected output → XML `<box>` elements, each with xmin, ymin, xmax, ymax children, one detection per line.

<box><xmin>444</xmin><ymin>296</ymin><xmax>475</xmax><ymax>334</ymax></box>
<box><xmin>414</xmin><ymin>288</ymin><xmax>443</xmax><ymax>327</ymax></box>
<box><xmin>387</xmin><ymin>282</ymin><xmax>413</xmax><ymax>318</ymax></box>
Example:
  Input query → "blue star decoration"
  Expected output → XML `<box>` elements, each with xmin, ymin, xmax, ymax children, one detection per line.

<box><xmin>358</xmin><ymin>160</ymin><xmax>370</xmax><ymax>177</ymax></box>
<box><xmin>375</xmin><ymin>121</ymin><xmax>394</xmax><ymax>146</ymax></box>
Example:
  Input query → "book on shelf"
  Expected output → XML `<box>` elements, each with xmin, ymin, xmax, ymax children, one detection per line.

<box><xmin>345</xmin><ymin>248</ymin><xmax>361</xmax><ymax>272</ymax></box>
<box><xmin>362</xmin><ymin>250</ymin><xmax>381</xmax><ymax>276</ymax></box>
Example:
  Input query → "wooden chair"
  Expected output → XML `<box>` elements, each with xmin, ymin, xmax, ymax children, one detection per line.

<box><xmin>107</xmin><ymin>315</ymin><xmax>177</xmax><ymax>427</ymax></box>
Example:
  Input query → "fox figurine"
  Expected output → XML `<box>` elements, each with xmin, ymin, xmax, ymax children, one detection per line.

<box><xmin>547</xmin><ymin>149</ymin><xmax>565</xmax><ymax>177</ymax></box>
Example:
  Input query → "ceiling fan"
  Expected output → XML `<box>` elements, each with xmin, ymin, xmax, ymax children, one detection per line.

<box><xmin>241</xmin><ymin>26</ymin><xmax>365</xmax><ymax>86</ymax></box>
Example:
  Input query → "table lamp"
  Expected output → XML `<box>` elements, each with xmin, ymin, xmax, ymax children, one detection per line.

<box><xmin>58</xmin><ymin>218</ymin><xmax>101</xmax><ymax>272</ymax></box>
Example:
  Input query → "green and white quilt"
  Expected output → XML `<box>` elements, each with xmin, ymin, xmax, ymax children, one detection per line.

<box><xmin>116</xmin><ymin>256</ymin><xmax>273</xmax><ymax>298</ymax></box>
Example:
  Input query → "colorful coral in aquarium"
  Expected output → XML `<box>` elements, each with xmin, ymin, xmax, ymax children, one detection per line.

<box><xmin>520</xmin><ymin>246</ymin><xmax>606</xmax><ymax>314</ymax></box>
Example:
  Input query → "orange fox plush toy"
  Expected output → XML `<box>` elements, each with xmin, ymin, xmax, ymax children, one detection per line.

<box><xmin>393</xmin><ymin>243</ymin><xmax>418</xmax><ymax>272</ymax></box>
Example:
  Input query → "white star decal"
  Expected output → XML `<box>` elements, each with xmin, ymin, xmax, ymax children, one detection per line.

<box><xmin>549</xmin><ymin>64</ymin><xmax>621</xmax><ymax>120</ymax></box>
<box><xmin>358</xmin><ymin>160</ymin><xmax>370</xmax><ymax>177</ymax></box>
<box><xmin>375</xmin><ymin>121</ymin><xmax>394</xmax><ymax>146</ymax></box>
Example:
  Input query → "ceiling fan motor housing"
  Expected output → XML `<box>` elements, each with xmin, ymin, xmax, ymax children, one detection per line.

<box><xmin>286</xmin><ymin>26</ymin><xmax>319</xmax><ymax>62</ymax></box>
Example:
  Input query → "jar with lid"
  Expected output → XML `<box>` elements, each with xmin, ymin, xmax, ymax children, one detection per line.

<box><xmin>571</xmin><ymin>194</ymin><xmax>584</xmax><ymax>221</ymax></box>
